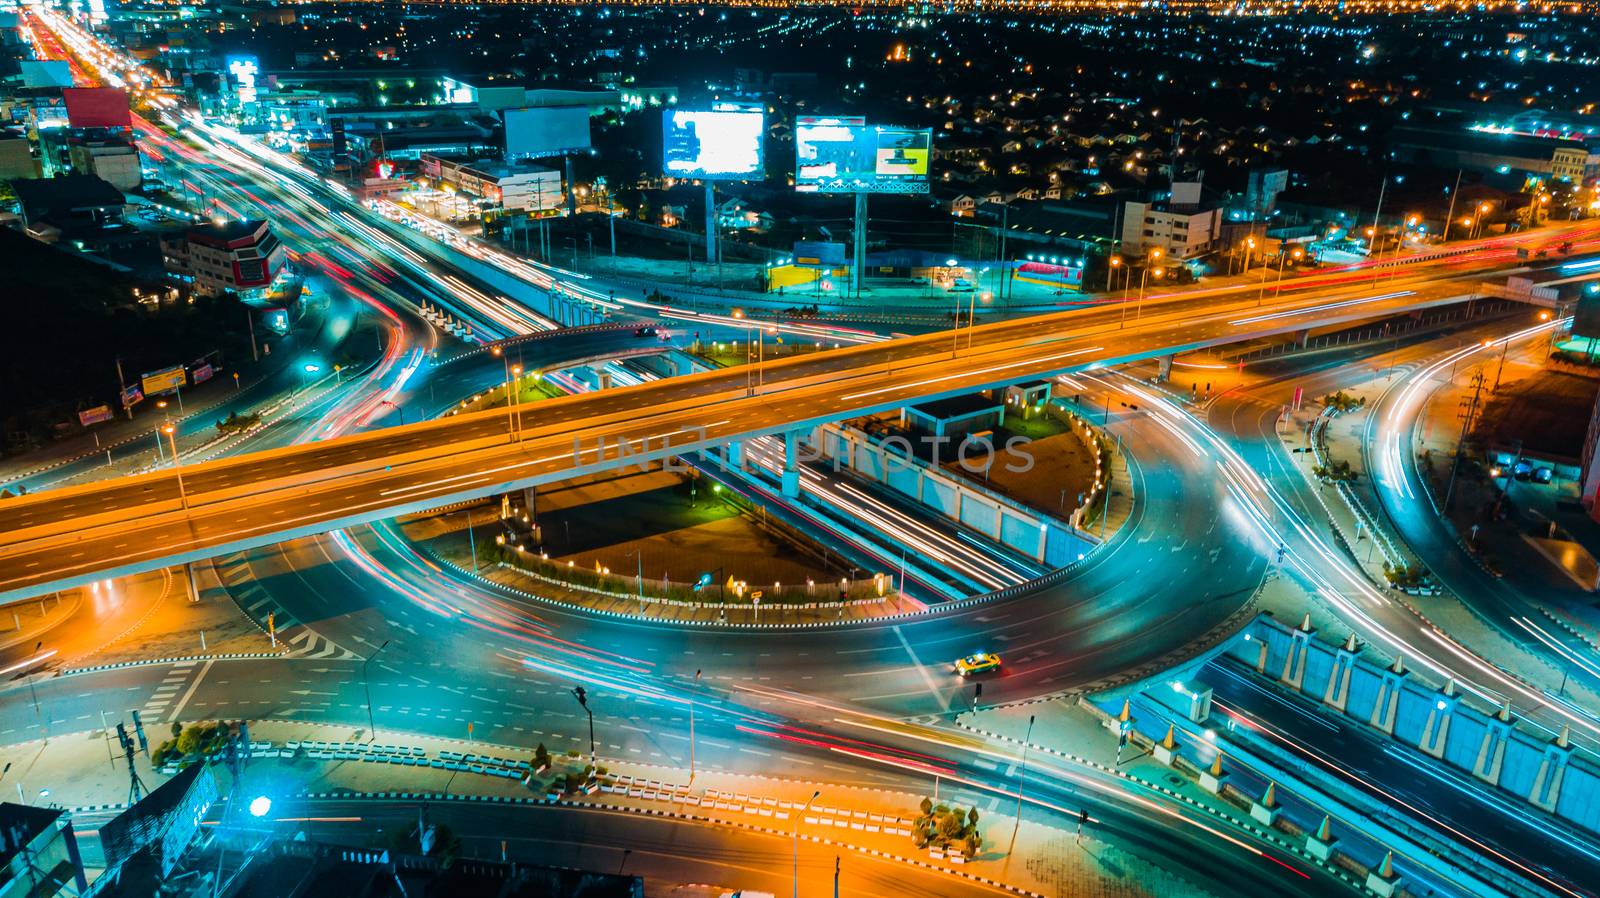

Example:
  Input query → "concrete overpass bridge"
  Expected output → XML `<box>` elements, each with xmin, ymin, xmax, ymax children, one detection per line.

<box><xmin>0</xmin><ymin>270</ymin><xmax>1519</xmax><ymax>601</ymax></box>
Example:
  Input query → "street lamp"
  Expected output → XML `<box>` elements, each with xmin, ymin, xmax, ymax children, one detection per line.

<box><xmin>794</xmin><ymin>789</ymin><xmax>820</xmax><ymax>898</ymax></box>
<box><xmin>688</xmin><ymin>668</ymin><xmax>702</xmax><ymax>782</ymax></box>
<box><xmin>1259</xmin><ymin>246</ymin><xmax>1304</xmax><ymax>306</ymax></box>
<box><xmin>1107</xmin><ymin>255</ymin><xmax>1122</xmax><ymax>292</ymax></box>
<box><xmin>572</xmin><ymin>686</ymin><xmax>596</xmax><ymax>771</ymax></box>
<box><xmin>1130</xmin><ymin>248</ymin><xmax>1163</xmax><ymax>323</ymax></box>
<box><xmin>163</xmin><ymin>424</ymin><xmax>187</xmax><ymax>510</ymax></box>
<box><xmin>363</xmin><ymin>639</ymin><xmax>390</xmax><ymax>742</ymax></box>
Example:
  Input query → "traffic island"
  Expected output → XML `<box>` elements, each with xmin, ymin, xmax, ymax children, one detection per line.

<box><xmin>400</xmin><ymin>468</ymin><xmax>924</xmax><ymax>625</ymax></box>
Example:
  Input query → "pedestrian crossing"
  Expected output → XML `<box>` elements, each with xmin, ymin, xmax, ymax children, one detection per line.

<box><xmin>139</xmin><ymin>660</ymin><xmax>198</xmax><ymax>723</ymax></box>
<box><xmin>215</xmin><ymin>553</ymin><xmax>360</xmax><ymax>661</ymax></box>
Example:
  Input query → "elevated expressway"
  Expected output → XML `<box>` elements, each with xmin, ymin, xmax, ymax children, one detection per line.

<box><xmin>0</xmin><ymin>265</ymin><xmax>1521</xmax><ymax>601</ymax></box>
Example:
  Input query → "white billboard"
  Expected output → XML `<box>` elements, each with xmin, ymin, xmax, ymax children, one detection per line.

<box><xmin>662</xmin><ymin>104</ymin><xmax>764</xmax><ymax>181</ymax></box>
<box><xmin>795</xmin><ymin>118</ymin><xmax>931</xmax><ymax>194</ymax></box>
<box><xmin>504</xmin><ymin>106</ymin><xmax>592</xmax><ymax>160</ymax></box>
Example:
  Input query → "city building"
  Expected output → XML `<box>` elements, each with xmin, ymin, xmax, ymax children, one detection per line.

<box><xmin>0</xmin><ymin>803</ymin><xmax>89</xmax><ymax>898</ymax></box>
<box><xmin>161</xmin><ymin>218</ymin><xmax>286</xmax><ymax>296</ymax></box>
<box><xmin>9</xmin><ymin>174</ymin><xmax>127</xmax><ymax>237</ymax></box>
<box><xmin>63</xmin><ymin>135</ymin><xmax>141</xmax><ymax>191</ymax></box>
<box><xmin>419</xmin><ymin>153</ymin><xmax>562</xmax><ymax>213</ymax></box>
<box><xmin>1120</xmin><ymin>182</ymin><xmax>1225</xmax><ymax>260</ymax></box>
<box><xmin>0</xmin><ymin>128</ymin><xmax>35</xmax><ymax>180</ymax></box>
<box><xmin>1389</xmin><ymin>126</ymin><xmax>1599</xmax><ymax>184</ymax></box>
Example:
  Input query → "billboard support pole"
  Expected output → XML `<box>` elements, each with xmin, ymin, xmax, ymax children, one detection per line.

<box><xmin>564</xmin><ymin>156</ymin><xmax>577</xmax><ymax>217</ymax></box>
<box><xmin>852</xmin><ymin>192</ymin><xmax>867</xmax><ymax>301</ymax></box>
<box><xmin>705</xmin><ymin>184</ymin><xmax>717</xmax><ymax>278</ymax></box>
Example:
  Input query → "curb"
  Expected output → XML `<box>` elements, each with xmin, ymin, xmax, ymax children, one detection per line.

<box><xmin>289</xmin><ymin>788</ymin><xmax>1049</xmax><ymax>898</ymax></box>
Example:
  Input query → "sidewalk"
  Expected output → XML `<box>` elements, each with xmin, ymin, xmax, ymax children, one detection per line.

<box><xmin>0</xmin><ymin>592</ymin><xmax>77</xmax><ymax>652</ymax></box>
<box><xmin>7</xmin><ymin>718</ymin><xmax>1213</xmax><ymax>898</ymax></box>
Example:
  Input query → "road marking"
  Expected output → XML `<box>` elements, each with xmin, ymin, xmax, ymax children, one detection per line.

<box><xmin>165</xmin><ymin>659</ymin><xmax>214</xmax><ymax>723</ymax></box>
<box><xmin>891</xmin><ymin>626</ymin><xmax>949</xmax><ymax>713</ymax></box>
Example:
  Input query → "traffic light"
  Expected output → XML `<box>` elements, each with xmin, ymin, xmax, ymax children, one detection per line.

<box><xmin>131</xmin><ymin>710</ymin><xmax>148</xmax><ymax>754</ymax></box>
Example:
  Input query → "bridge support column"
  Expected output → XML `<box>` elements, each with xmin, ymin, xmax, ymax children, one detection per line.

<box><xmin>1295</xmin><ymin>328</ymin><xmax>1311</xmax><ymax>349</ymax></box>
<box><xmin>781</xmin><ymin>430</ymin><xmax>801</xmax><ymax>499</ymax></box>
<box><xmin>1280</xmin><ymin>614</ymin><xmax>1314</xmax><ymax>692</ymax></box>
<box><xmin>1157</xmin><ymin>354</ymin><xmax>1174</xmax><ymax>382</ymax></box>
<box><xmin>672</xmin><ymin>353</ymin><xmax>694</xmax><ymax>377</ymax></box>
<box><xmin>183</xmin><ymin>562</ymin><xmax>201</xmax><ymax>604</ymax></box>
<box><xmin>1370</xmin><ymin>657</ymin><xmax>1408</xmax><ymax>735</ymax></box>
<box><xmin>1529</xmin><ymin>727</ymin><xmax>1574</xmax><ymax>813</ymax></box>
<box><xmin>1323</xmin><ymin>633</ymin><xmax>1359</xmax><ymax>712</ymax></box>
<box><xmin>1418</xmin><ymin>679</ymin><xmax>1459</xmax><ymax>759</ymax></box>
<box><xmin>725</xmin><ymin>440</ymin><xmax>745</xmax><ymax>471</ymax></box>
<box><xmin>598</xmin><ymin>368</ymin><xmax>613</xmax><ymax>390</ymax></box>
<box><xmin>1472</xmin><ymin>702</ymin><xmax>1514</xmax><ymax>787</ymax></box>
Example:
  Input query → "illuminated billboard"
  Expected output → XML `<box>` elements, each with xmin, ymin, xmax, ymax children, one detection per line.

<box><xmin>662</xmin><ymin>104</ymin><xmax>764</xmax><ymax>181</ymax></box>
<box><xmin>141</xmin><ymin>366</ymin><xmax>186</xmax><ymax>396</ymax></box>
<box><xmin>62</xmin><ymin>87</ymin><xmax>132</xmax><ymax>129</ymax></box>
<box><xmin>225</xmin><ymin>56</ymin><xmax>259</xmax><ymax>105</ymax></box>
<box><xmin>504</xmin><ymin>106</ymin><xmax>591</xmax><ymax>160</ymax></box>
<box><xmin>795</xmin><ymin>118</ymin><xmax>930</xmax><ymax>194</ymax></box>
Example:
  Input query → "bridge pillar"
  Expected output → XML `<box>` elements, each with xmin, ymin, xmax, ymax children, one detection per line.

<box><xmin>1370</xmin><ymin>656</ymin><xmax>1408</xmax><ymax>735</ymax></box>
<box><xmin>1157</xmin><ymin>354</ymin><xmax>1174</xmax><ymax>382</ymax></box>
<box><xmin>1529</xmin><ymin>727</ymin><xmax>1574</xmax><ymax>813</ymax></box>
<box><xmin>1472</xmin><ymin>701</ymin><xmax>1514</xmax><ymax>787</ymax></box>
<box><xmin>1295</xmin><ymin>328</ymin><xmax>1311</xmax><ymax>349</ymax></box>
<box><xmin>1322</xmin><ymin>633</ymin><xmax>1359</xmax><ymax>712</ymax></box>
<box><xmin>1279</xmin><ymin>614</ymin><xmax>1314</xmax><ymax>691</ymax></box>
<box><xmin>725</xmin><ymin>440</ymin><xmax>745</xmax><ymax>471</ymax></box>
<box><xmin>598</xmin><ymin>368</ymin><xmax>613</xmax><ymax>390</ymax></box>
<box><xmin>672</xmin><ymin>353</ymin><xmax>694</xmax><ymax>377</ymax></box>
<box><xmin>1418</xmin><ymin>678</ymin><xmax>1459</xmax><ymax>759</ymax></box>
<box><xmin>781</xmin><ymin>430</ymin><xmax>802</xmax><ymax>498</ymax></box>
<box><xmin>183</xmin><ymin>562</ymin><xmax>201</xmax><ymax>604</ymax></box>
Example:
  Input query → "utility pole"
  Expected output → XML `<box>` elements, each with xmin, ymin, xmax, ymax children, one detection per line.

<box><xmin>1443</xmin><ymin>371</ymin><xmax>1486</xmax><ymax>512</ymax></box>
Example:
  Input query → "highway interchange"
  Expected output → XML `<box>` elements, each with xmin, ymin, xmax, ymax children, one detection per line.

<box><xmin>8</xmin><ymin>7</ymin><xmax>1600</xmax><ymax>895</ymax></box>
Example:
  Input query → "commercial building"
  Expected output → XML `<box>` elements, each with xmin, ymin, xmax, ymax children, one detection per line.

<box><xmin>0</xmin><ymin>128</ymin><xmax>35</xmax><ymax>180</ymax></box>
<box><xmin>161</xmin><ymin>219</ymin><xmax>285</xmax><ymax>296</ymax></box>
<box><xmin>1120</xmin><ymin>182</ymin><xmax>1225</xmax><ymax>260</ymax></box>
<box><xmin>1389</xmin><ymin>126</ymin><xmax>1599</xmax><ymax>183</ymax></box>
<box><xmin>419</xmin><ymin>153</ymin><xmax>561</xmax><ymax>213</ymax></box>
<box><xmin>0</xmin><ymin>803</ymin><xmax>89</xmax><ymax>898</ymax></box>
<box><xmin>9</xmin><ymin>174</ymin><xmax>126</xmax><ymax>237</ymax></box>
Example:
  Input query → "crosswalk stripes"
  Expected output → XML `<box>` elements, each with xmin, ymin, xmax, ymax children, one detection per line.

<box><xmin>211</xmin><ymin>554</ymin><xmax>361</xmax><ymax>662</ymax></box>
<box><xmin>138</xmin><ymin>660</ymin><xmax>196</xmax><ymax>722</ymax></box>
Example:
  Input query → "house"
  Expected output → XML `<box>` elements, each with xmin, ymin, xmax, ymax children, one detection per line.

<box><xmin>9</xmin><ymin>174</ymin><xmax>126</xmax><ymax>237</ymax></box>
<box><xmin>716</xmin><ymin>197</ymin><xmax>771</xmax><ymax>232</ymax></box>
<box><xmin>948</xmin><ymin>194</ymin><xmax>977</xmax><ymax>218</ymax></box>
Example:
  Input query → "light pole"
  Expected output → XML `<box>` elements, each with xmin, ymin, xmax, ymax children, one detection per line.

<box><xmin>1134</xmin><ymin>250</ymin><xmax>1164</xmax><ymax>321</ymax></box>
<box><xmin>1012</xmin><ymin>714</ymin><xmax>1036</xmax><ymax>835</ymax></box>
<box><xmin>795</xmin><ymin>789</ymin><xmax>820</xmax><ymax>898</ymax></box>
<box><xmin>572</xmin><ymin>686</ymin><xmax>596</xmax><ymax>771</ymax></box>
<box><xmin>688</xmin><ymin>668</ymin><xmax>702</xmax><ymax>782</ymax></box>
<box><xmin>362</xmin><ymin>639</ymin><xmax>390</xmax><ymax>742</ymax></box>
<box><xmin>163</xmin><ymin>425</ymin><xmax>187</xmax><ymax>510</ymax></box>
<box><xmin>1261</xmin><ymin>247</ymin><xmax>1303</xmax><ymax>306</ymax></box>
<box><xmin>1106</xmin><ymin>255</ymin><xmax>1122</xmax><ymax>292</ymax></box>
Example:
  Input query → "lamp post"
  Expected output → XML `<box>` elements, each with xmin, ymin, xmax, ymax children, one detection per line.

<box><xmin>795</xmin><ymin>790</ymin><xmax>820</xmax><ymax>898</ymax></box>
<box><xmin>1261</xmin><ymin>247</ymin><xmax>1303</xmax><ymax>306</ymax></box>
<box><xmin>688</xmin><ymin>668</ymin><xmax>702</xmax><ymax>782</ymax></box>
<box><xmin>1106</xmin><ymin>254</ymin><xmax>1122</xmax><ymax>293</ymax></box>
<box><xmin>572</xmin><ymin>686</ymin><xmax>596</xmax><ymax>770</ymax></box>
<box><xmin>163</xmin><ymin>424</ymin><xmax>187</xmax><ymax>510</ymax></box>
<box><xmin>1135</xmin><ymin>249</ymin><xmax>1163</xmax><ymax>321</ymax></box>
<box><xmin>362</xmin><ymin>639</ymin><xmax>390</xmax><ymax>742</ymax></box>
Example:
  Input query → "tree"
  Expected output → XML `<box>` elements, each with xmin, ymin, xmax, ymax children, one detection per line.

<box><xmin>533</xmin><ymin>743</ymin><xmax>551</xmax><ymax>771</ymax></box>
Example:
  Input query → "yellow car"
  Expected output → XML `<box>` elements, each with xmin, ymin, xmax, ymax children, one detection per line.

<box><xmin>954</xmin><ymin>652</ymin><xmax>1002</xmax><ymax>677</ymax></box>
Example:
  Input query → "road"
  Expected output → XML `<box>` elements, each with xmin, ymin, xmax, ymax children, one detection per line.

<box><xmin>0</xmin><ymin>255</ymin><xmax>1560</xmax><ymax>601</ymax></box>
